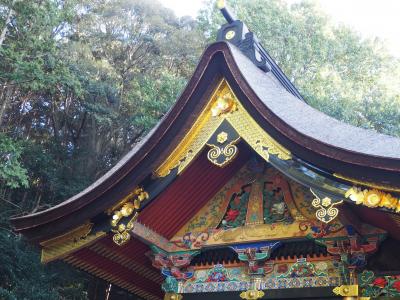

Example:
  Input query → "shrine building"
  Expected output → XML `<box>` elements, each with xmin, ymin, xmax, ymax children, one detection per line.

<box><xmin>11</xmin><ymin>1</ymin><xmax>400</xmax><ymax>300</ymax></box>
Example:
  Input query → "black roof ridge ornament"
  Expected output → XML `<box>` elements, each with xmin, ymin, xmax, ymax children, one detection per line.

<box><xmin>216</xmin><ymin>0</ymin><xmax>305</xmax><ymax>102</ymax></box>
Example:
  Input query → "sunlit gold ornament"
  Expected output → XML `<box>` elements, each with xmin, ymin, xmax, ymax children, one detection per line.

<box><xmin>225</xmin><ymin>30</ymin><xmax>236</xmax><ymax>40</ymax></box>
<box><xmin>211</xmin><ymin>92</ymin><xmax>237</xmax><ymax>117</ymax></box>
<box><xmin>364</xmin><ymin>189</ymin><xmax>382</xmax><ymax>208</ymax></box>
<box><xmin>311</xmin><ymin>189</ymin><xmax>342</xmax><ymax>223</ymax></box>
<box><xmin>121</xmin><ymin>203</ymin><xmax>134</xmax><ymax>216</ymax></box>
<box><xmin>345</xmin><ymin>187</ymin><xmax>364</xmax><ymax>205</ymax></box>
<box><xmin>110</xmin><ymin>187</ymin><xmax>149</xmax><ymax>246</ymax></box>
<box><xmin>345</xmin><ymin>186</ymin><xmax>400</xmax><ymax>212</ymax></box>
<box><xmin>380</xmin><ymin>193</ymin><xmax>397</xmax><ymax>209</ymax></box>
<box><xmin>217</xmin><ymin>131</ymin><xmax>228</xmax><ymax>144</ymax></box>
<box><xmin>321</xmin><ymin>197</ymin><xmax>332</xmax><ymax>207</ymax></box>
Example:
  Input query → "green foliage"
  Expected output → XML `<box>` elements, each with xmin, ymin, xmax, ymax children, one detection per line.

<box><xmin>0</xmin><ymin>231</ymin><xmax>88</xmax><ymax>300</ymax></box>
<box><xmin>0</xmin><ymin>134</ymin><xmax>28</xmax><ymax>188</ymax></box>
<box><xmin>0</xmin><ymin>0</ymin><xmax>399</xmax><ymax>298</ymax></box>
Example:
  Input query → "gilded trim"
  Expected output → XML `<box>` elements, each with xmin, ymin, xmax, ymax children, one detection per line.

<box><xmin>40</xmin><ymin>223</ymin><xmax>106</xmax><ymax>263</ymax></box>
<box><xmin>310</xmin><ymin>189</ymin><xmax>343</xmax><ymax>223</ymax></box>
<box><xmin>334</xmin><ymin>173</ymin><xmax>400</xmax><ymax>193</ymax></box>
<box><xmin>345</xmin><ymin>186</ymin><xmax>400</xmax><ymax>213</ymax></box>
<box><xmin>155</xmin><ymin>79</ymin><xmax>291</xmax><ymax>177</ymax></box>
<box><xmin>332</xmin><ymin>285</ymin><xmax>358</xmax><ymax>297</ymax></box>
<box><xmin>110</xmin><ymin>187</ymin><xmax>149</xmax><ymax>246</ymax></box>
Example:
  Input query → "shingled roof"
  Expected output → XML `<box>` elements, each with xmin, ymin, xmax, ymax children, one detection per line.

<box><xmin>11</xmin><ymin>38</ymin><xmax>400</xmax><ymax>242</ymax></box>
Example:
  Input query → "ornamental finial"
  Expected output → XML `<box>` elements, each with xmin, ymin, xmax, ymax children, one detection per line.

<box><xmin>217</xmin><ymin>0</ymin><xmax>236</xmax><ymax>23</ymax></box>
<box><xmin>217</xmin><ymin>0</ymin><xmax>225</xmax><ymax>9</ymax></box>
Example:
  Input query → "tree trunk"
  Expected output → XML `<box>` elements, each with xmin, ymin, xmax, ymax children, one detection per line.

<box><xmin>0</xmin><ymin>85</ymin><xmax>14</xmax><ymax>126</ymax></box>
<box><xmin>0</xmin><ymin>0</ymin><xmax>16</xmax><ymax>49</ymax></box>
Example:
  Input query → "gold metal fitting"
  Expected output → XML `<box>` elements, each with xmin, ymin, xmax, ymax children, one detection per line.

<box><xmin>332</xmin><ymin>285</ymin><xmax>358</xmax><ymax>297</ymax></box>
<box><xmin>164</xmin><ymin>293</ymin><xmax>182</xmax><ymax>300</ymax></box>
<box><xmin>240</xmin><ymin>289</ymin><xmax>265</xmax><ymax>300</ymax></box>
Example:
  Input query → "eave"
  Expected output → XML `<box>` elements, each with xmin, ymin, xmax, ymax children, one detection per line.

<box><xmin>10</xmin><ymin>41</ymin><xmax>400</xmax><ymax>243</ymax></box>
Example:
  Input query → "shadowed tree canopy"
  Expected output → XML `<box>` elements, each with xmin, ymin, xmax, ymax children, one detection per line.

<box><xmin>0</xmin><ymin>0</ymin><xmax>399</xmax><ymax>298</ymax></box>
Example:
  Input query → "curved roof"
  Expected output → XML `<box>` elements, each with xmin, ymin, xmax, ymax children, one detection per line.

<box><xmin>230</xmin><ymin>45</ymin><xmax>400</xmax><ymax>160</ymax></box>
<box><xmin>11</xmin><ymin>41</ymin><xmax>400</xmax><ymax>242</ymax></box>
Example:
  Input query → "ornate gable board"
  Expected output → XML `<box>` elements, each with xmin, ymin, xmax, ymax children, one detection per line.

<box><xmin>155</xmin><ymin>79</ymin><xmax>291</xmax><ymax>178</ymax></box>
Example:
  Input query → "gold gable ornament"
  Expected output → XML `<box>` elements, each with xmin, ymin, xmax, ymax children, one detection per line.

<box><xmin>155</xmin><ymin>80</ymin><xmax>291</xmax><ymax>177</ymax></box>
<box><xmin>310</xmin><ymin>189</ymin><xmax>343</xmax><ymax>223</ymax></box>
<box><xmin>207</xmin><ymin>131</ymin><xmax>240</xmax><ymax>167</ymax></box>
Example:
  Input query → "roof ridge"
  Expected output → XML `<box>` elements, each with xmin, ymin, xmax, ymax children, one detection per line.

<box><xmin>216</xmin><ymin>0</ymin><xmax>305</xmax><ymax>102</ymax></box>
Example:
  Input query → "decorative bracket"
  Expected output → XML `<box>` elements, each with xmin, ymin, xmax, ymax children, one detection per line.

<box><xmin>147</xmin><ymin>246</ymin><xmax>199</xmax><ymax>293</ymax></box>
<box><xmin>231</xmin><ymin>242</ymin><xmax>280</xmax><ymax>276</ymax></box>
<box><xmin>109</xmin><ymin>187</ymin><xmax>149</xmax><ymax>246</ymax></box>
<box><xmin>231</xmin><ymin>242</ymin><xmax>279</xmax><ymax>299</ymax></box>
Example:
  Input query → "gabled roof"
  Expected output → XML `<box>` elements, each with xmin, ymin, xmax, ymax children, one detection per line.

<box><xmin>11</xmin><ymin>41</ymin><xmax>400</xmax><ymax>242</ymax></box>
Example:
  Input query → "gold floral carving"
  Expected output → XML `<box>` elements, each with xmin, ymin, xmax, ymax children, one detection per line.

<box><xmin>310</xmin><ymin>189</ymin><xmax>343</xmax><ymax>223</ymax></box>
<box><xmin>40</xmin><ymin>223</ymin><xmax>106</xmax><ymax>263</ymax></box>
<box><xmin>154</xmin><ymin>79</ymin><xmax>291</xmax><ymax>177</ymax></box>
<box><xmin>211</xmin><ymin>91</ymin><xmax>238</xmax><ymax>116</ymax></box>
<box><xmin>110</xmin><ymin>187</ymin><xmax>149</xmax><ymax>246</ymax></box>
<box><xmin>345</xmin><ymin>186</ymin><xmax>400</xmax><ymax>212</ymax></box>
<box><xmin>217</xmin><ymin>131</ymin><xmax>228</xmax><ymax>144</ymax></box>
<box><xmin>240</xmin><ymin>290</ymin><xmax>265</xmax><ymax>300</ymax></box>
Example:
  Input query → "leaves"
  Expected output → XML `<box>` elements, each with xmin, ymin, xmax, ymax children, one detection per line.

<box><xmin>0</xmin><ymin>0</ymin><xmax>399</xmax><ymax>298</ymax></box>
<box><xmin>0</xmin><ymin>134</ymin><xmax>28</xmax><ymax>189</ymax></box>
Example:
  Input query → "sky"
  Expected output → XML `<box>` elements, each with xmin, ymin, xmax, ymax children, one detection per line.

<box><xmin>160</xmin><ymin>0</ymin><xmax>400</xmax><ymax>57</ymax></box>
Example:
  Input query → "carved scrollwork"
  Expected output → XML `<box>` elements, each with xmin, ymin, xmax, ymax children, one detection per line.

<box><xmin>310</xmin><ymin>189</ymin><xmax>343</xmax><ymax>223</ymax></box>
<box><xmin>110</xmin><ymin>187</ymin><xmax>149</xmax><ymax>246</ymax></box>
<box><xmin>207</xmin><ymin>140</ymin><xmax>239</xmax><ymax>167</ymax></box>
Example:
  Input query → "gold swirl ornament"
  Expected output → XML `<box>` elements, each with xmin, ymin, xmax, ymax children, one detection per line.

<box><xmin>207</xmin><ymin>131</ymin><xmax>240</xmax><ymax>167</ymax></box>
<box><xmin>310</xmin><ymin>189</ymin><xmax>343</xmax><ymax>223</ymax></box>
<box><xmin>240</xmin><ymin>290</ymin><xmax>265</xmax><ymax>300</ymax></box>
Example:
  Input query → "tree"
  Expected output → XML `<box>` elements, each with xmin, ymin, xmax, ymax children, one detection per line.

<box><xmin>0</xmin><ymin>0</ymin><xmax>399</xmax><ymax>298</ymax></box>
